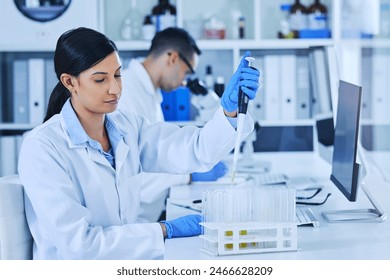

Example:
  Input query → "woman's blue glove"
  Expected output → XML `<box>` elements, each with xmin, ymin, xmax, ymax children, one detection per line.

<box><xmin>191</xmin><ymin>161</ymin><xmax>228</xmax><ymax>182</ymax></box>
<box><xmin>161</xmin><ymin>214</ymin><xmax>202</xmax><ymax>239</ymax></box>
<box><xmin>221</xmin><ymin>51</ymin><xmax>260</xmax><ymax>113</ymax></box>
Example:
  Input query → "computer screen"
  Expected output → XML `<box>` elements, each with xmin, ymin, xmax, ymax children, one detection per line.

<box><xmin>330</xmin><ymin>80</ymin><xmax>362</xmax><ymax>202</ymax></box>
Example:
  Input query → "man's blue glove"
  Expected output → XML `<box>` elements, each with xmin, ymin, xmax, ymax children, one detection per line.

<box><xmin>191</xmin><ymin>161</ymin><xmax>228</xmax><ymax>182</ymax></box>
<box><xmin>161</xmin><ymin>214</ymin><xmax>202</xmax><ymax>239</ymax></box>
<box><xmin>221</xmin><ymin>51</ymin><xmax>260</xmax><ymax>113</ymax></box>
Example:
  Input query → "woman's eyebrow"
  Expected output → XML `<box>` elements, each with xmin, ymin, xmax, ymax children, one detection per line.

<box><xmin>92</xmin><ymin>71</ymin><xmax>107</xmax><ymax>75</ymax></box>
<box><xmin>92</xmin><ymin>66</ymin><xmax>122</xmax><ymax>75</ymax></box>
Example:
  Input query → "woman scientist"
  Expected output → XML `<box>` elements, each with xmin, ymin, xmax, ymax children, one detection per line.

<box><xmin>18</xmin><ymin>27</ymin><xmax>260</xmax><ymax>259</ymax></box>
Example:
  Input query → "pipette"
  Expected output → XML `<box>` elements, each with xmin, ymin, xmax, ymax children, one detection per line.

<box><xmin>231</xmin><ymin>56</ymin><xmax>256</xmax><ymax>185</ymax></box>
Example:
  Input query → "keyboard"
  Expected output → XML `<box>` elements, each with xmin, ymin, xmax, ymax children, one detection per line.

<box><xmin>254</xmin><ymin>173</ymin><xmax>289</xmax><ymax>185</ymax></box>
<box><xmin>296</xmin><ymin>207</ymin><xmax>320</xmax><ymax>227</ymax></box>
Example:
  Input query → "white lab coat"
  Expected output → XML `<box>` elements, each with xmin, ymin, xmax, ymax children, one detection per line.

<box><xmin>119</xmin><ymin>59</ymin><xmax>189</xmax><ymax>222</ymax></box>
<box><xmin>18</xmin><ymin>102</ymin><xmax>254</xmax><ymax>259</ymax></box>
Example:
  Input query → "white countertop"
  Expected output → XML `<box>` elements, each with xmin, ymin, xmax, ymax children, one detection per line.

<box><xmin>164</xmin><ymin>152</ymin><xmax>390</xmax><ymax>260</ymax></box>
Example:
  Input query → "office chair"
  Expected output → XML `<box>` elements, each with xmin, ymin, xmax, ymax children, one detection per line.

<box><xmin>0</xmin><ymin>174</ymin><xmax>33</xmax><ymax>259</ymax></box>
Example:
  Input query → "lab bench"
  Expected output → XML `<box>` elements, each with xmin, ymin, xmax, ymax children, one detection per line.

<box><xmin>164</xmin><ymin>152</ymin><xmax>390</xmax><ymax>260</ymax></box>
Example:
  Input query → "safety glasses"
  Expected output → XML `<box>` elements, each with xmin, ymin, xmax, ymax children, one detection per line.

<box><xmin>178</xmin><ymin>52</ymin><xmax>195</xmax><ymax>75</ymax></box>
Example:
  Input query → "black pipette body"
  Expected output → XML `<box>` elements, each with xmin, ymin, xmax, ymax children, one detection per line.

<box><xmin>238</xmin><ymin>88</ymin><xmax>250</xmax><ymax>114</ymax></box>
<box><xmin>238</xmin><ymin>57</ymin><xmax>256</xmax><ymax>114</ymax></box>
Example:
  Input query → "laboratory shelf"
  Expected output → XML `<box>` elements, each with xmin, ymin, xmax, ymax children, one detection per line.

<box><xmin>113</xmin><ymin>39</ymin><xmax>335</xmax><ymax>52</ymax></box>
<box><xmin>197</xmin><ymin>39</ymin><xmax>335</xmax><ymax>50</ymax></box>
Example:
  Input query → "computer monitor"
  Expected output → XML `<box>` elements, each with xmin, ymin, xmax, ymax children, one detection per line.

<box><xmin>322</xmin><ymin>80</ymin><xmax>386</xmax><ymax>223</ymax></box>
<box><xmin>330</xmin><ymin>80</ymin><xmax>361</xmax><ymax>202</ymax></box>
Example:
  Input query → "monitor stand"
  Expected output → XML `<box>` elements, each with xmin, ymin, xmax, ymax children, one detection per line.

<box><xmin>322</xmin><ymin>181</ymin><xmax>387</xmax><ymax>223</ymax></box>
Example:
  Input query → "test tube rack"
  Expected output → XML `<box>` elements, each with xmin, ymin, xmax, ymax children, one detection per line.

<box><xmin>200</xmin><ymin>183</ymin><xmax>297</xmax><ymax>256</ymax></box>
<box><xmin>200</xmin><ymin>222</ymin><xmax>297</xmax><ymax>256</ymax></box>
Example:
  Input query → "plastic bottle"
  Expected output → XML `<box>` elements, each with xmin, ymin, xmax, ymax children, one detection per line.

<box><xmin>204</xmin><ymin>15</ymin><xmax>226</xmax><ymax>39</ymax></box>
<box><xmin>121</xmin><ymin>18</ymin><xmax>133</xmax><ymax>40</ymax></box>
<box><xmin>155</xmin><ymin>0</ymin><xmax>176</xmax><ymax>32</ymax></box>
<box><xmin>151</xmin><ymin>0</ymin><xmax>161</xmax><ymax>27</ymax></box>
<box><xmin>230</xmin><ymin>10</ymin><xmax>241</xmax><ymax>39</ymax></box>
<box><xmin>290</xmin><ymin>0</ymin><xmax>307</xmax><ymax>33</ymax></box>
<box><xmin>120</xmin><ymin>0</ymin><xmax>142</xmax><ymax>40</ymax></box>
<box><xmin>142</xmin><ymin>15</ymin><xmax>156</xmax><ymax>40</ymax></box>
<box><xmin>238</xmin><ymin>16</ymin><xmax>245</xmax><ymax>39</ymax></box>
<box><xmin>204</xmin><ymin>65</ymin><xmax>214</xmax><ymax>89</ymax></box>
<box><xmin>307</xmin><ymin>0</ymin><xmax>328</xmax><ymax>30</ymax></box>
<box><xmin>278</xmin><ymin>4</ymin><xmax>297</xmax><ymax>38</ymax></box>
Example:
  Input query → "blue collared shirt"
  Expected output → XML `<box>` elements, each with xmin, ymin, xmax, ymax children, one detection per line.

<box><xmin>62</xmin><ymin>100</ymin><xmax>125</xmax><ymax>168</ymax></box>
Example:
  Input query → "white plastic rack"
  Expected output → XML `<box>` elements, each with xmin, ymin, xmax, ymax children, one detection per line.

<box><xmin>200</xmin><ymin>222</ymin><xmax>297</xmax><ymax>256</ymax></box>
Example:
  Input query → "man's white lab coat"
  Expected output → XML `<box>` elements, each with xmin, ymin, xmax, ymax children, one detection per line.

<box><xmin>119</xmin><ymin>59</ymin><xmax>189</xmax><ymax>222</ymax></box>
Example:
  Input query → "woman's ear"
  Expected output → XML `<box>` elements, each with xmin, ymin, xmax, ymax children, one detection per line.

<box><xmin>60</xmin><ymin>73</ymin><xmax>76</xmax><ymax>93</ymax></box>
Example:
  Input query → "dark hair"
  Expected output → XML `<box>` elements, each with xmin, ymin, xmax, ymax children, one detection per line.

<box><xmin>43</xmin><ymin>27</ymin><xmax>118</xmax><ymax>122</ymax></box>
<box><xmin>149</xmin><ymin>27</ymin><xmax>201</xmax><ymax>62</ymax></box>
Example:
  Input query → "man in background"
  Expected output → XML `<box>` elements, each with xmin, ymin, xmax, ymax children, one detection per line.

<box><xmin>119</xmin><ymin>27</ymin><xmax>227</xmax><ymax>222</ymax></box>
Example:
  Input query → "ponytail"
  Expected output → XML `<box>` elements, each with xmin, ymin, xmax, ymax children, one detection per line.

<box><xmin>43</xmin><ymin>82</ymin><xmax>70</xmax><ymax>122</ymax></box>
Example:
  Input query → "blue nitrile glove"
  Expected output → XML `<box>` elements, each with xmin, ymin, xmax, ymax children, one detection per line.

<box><xmin>161</xmin><ymin>214</ymin><xmax>202</xmax><ymax>239</ymax></box>
<box><xmin>191</xmin><ymin>161</ymin><xmax>228</xmax><ymax>182</ymax></box>
<box><xmin>221</xmin><ymin>51</ymin><xmax>260</xmax><ymax>113</ymax></box>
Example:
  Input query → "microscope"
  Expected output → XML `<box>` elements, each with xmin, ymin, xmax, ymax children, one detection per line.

<box><xmin>186</xmin><ymin>78</ymin><xmax>220</xmax><ymax>123</ymax></box>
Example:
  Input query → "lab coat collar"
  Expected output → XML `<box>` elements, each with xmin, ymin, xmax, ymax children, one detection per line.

<box><xmin>60</xmin><ymin>99</ymin><xmax>127</xmax><ymax>147</ymax></box>
<box><xmin>60</xmin><ymin>99</ymin><xmax>130</xmax><ymax>171</ymax></box>
<box><xmin>61</xmin><ymin>99</ymin><xmax>89</xmax><ymax>146</ymax></box>
<box><xmin>105</xmin><ymin>113</ymin><xmax>129</xmax><ymax>172</ymax></box>
<box><xmin>105</xmin><ymin>113</ymin><xmax>127</xmax><ymax>147</ymax></box>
